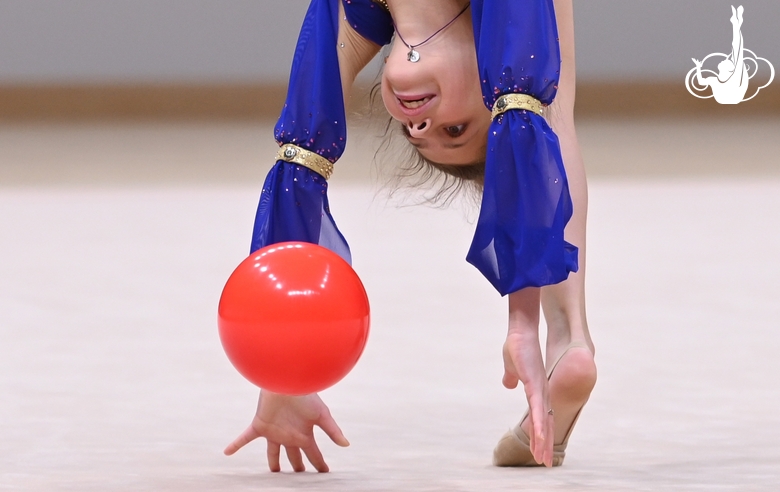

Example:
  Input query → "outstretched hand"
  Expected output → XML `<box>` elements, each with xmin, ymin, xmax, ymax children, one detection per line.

<box><xmin>502</xmin><ymin>332</ymin><xmax>554</xmax><ymax>467</ymax></box>
<box><xmin>224</xmin><ymin>391</ymin><xmax>349</xmax><ymax>473</ymax></box>
<box><xmin>502</xmin><ymin>288</ymin><xmax>554</xmax><ymax>466</ymax></box>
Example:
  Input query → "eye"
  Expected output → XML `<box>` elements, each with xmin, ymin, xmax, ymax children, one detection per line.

<box><xmin>445</xmin><ymin>124</ymin><xmax>466</xmax><ymax>137</ymax></box>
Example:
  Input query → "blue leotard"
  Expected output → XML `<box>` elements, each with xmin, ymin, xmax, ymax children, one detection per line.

<box><xmin>251</xmin><ymin>0</ymin><xmax>577</xmax><ymax>295</ymax></box>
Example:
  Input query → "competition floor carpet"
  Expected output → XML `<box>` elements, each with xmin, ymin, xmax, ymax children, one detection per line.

<box><xmin>1</xmin><ymin>119</ymin><xmax>779</xmax><ymax>491</ymax></box>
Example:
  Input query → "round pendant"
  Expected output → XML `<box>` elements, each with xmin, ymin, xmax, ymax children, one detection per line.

<box><xmin>407</xmin><ymin>49</ymin><xmax>420</xmax><ymax>63</ymax></box>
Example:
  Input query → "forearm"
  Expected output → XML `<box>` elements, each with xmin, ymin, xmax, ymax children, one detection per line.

<box><xmin>505</xmin><ymin>287</ymin><xmax>544</xmax><ymax>389</ymax></box>
<box><xmin>695</xmin><ymin>67</ymin><xmax>706</xmax><ymax>86</ymax></box>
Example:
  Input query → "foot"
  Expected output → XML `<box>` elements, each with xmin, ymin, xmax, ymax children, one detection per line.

<box><xmin>522</xmin><ymin>346</ymin><xmax>596</xmax><ymax>446</ymax></box>
<box><xmin>493</xmin><ymin>345</ymin><xmax>596</xmax><ymax>467</ymax></box>
<box><xmin>731</xmin><ymin>6</ymin><xmax>743</xmax><ymax>27</ymax></box>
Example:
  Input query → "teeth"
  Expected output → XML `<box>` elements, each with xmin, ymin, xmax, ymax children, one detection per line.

<box><xmin>400</xmin><ymin>96</ymin><xmax>431</xmax><ymax>109</ymax></box>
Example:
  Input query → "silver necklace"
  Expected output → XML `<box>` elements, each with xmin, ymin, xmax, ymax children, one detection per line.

<box><xmin>393</xmin><ymin>2</ymin><xmax>471</xmax><ymax>63</ymax></box>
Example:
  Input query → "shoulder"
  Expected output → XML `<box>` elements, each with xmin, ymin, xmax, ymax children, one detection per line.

<box><xmin>342</xmin><ymin>0</ymin><xmax>394</xmax><ymax>47</ymax></box>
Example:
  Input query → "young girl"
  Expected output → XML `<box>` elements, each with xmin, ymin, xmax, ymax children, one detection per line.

<box><xmin>224</xmin><ymin>0</ymin><xmax>596</xmax><ymax>471</ymax></box>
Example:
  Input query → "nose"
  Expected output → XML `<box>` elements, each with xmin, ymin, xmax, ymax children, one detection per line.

<box><xmin>407</xmin><ymin>118</ymin><xmax>432</xmax><ymax>138</ymax></box>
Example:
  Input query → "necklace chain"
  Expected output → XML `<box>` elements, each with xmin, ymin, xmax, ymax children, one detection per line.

<box><xmin>393</xmin><ymin>2</ymin><xmax>471</xmax><ymax>63</ymax></box>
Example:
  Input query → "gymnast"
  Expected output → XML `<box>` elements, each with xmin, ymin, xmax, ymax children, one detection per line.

<box><xmin>692</xmin><ymin>5</ymin><xmax>749</xmax><ymax>104</ymax></box>
<box><xmin>224</xmin><ymin>0</ymin><xmax>596</xmax><ymax>471</ymax></box>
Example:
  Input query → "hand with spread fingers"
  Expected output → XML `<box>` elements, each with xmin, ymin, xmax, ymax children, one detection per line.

<box><xmin>224</xmin><ymin>391</ymin><xmax>349</xmax><ymax>473</ymax></box>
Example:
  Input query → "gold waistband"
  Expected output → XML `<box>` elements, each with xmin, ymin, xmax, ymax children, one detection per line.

<box><xmin>491</xmin><ymin>93</ymin><xmax>545</xmax><ymax>119</ymax></box>
<box><xmin>276</xmin><ymin>144</ymin><xmax>334</xmax><ymax>180</ymax></box>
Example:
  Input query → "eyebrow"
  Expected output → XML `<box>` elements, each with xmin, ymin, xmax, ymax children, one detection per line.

<box><xmin>410</xmin><ymin>140</ymin><xmax>467</xmax><ymax>150</ymax></box>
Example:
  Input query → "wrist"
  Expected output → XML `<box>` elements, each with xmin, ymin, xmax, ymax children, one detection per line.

<box><xmin>507</xmin><ymin>288</ymin><xmax>541</xmax><ymax>335</ymax></box>
<box><xmin>261</xmin><ymin>389</ymin><xmax>315</xmax><ymax>400</ymax></box>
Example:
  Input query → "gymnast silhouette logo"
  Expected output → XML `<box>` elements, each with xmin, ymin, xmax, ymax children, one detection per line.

<box><xmin>685</xmin><ymin>5</ymin><xmax>774</xmax><ymax>104</ymax></box>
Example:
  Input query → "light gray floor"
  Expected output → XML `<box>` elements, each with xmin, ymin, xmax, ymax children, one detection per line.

<box><xmin>1</xmin><ymin>120</ymin><xmax>779</xmax><ymax>491</ymax></box>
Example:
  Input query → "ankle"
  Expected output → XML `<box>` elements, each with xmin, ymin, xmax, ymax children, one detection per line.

<box><xmin>546</xmin><ymin>319</ymin><xmax>595</xmax><ymax>357</ymax></box>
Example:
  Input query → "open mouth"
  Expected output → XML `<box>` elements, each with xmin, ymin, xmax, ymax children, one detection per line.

<box><xmin>399</xmin><ymin>96</ymin><xmax>432</xmax><ymax>109</ymax></box>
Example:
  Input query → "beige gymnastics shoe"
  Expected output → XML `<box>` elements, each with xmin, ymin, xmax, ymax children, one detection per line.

<box><xmin>492</xmin><ymin>412</ymin><xmax>580</xmax><ymax>467</ymax></box>
<box><xmin>493</xmin><ymin>421</ymin><xmax>562</xmax><ymax>467</ymax></box>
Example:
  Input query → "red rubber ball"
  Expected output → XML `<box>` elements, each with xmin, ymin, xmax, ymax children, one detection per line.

<box><xmin>218</xmin><ymin>242</ymin><xmax>370</xmax><ymax>395</ymax></box>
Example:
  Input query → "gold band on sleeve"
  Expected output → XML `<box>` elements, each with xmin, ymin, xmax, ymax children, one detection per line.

<box><xmin>491</xmin><ymin>93</ymin><xmax>545</xmax><ymax>119</ymax></box>
<box><xmin>276</xmin><ymin>144</ymin><xmax>334</xmax><ymax>180</ymax></box>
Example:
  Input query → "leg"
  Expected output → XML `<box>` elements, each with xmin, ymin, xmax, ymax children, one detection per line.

<box><xmin>541</xmin><ymin>0</ymin><xmax>596</xmax><ymax>444</ymax></box>
<box><xmin>544</xmin><ymin>0</ymin><xmax>595</xmax><ymax>357</ymax></box>
<box><xmin>729</xmin><ymin>6</ymin><xmax>744</xmax><ymax>68</ymax></box>
<box><xmin>540</xmin><ymin>0</ymin><xmax>597</xmax><ymax>447</ymax></box>
<box><xmin>537</xmin><ymin>183</ymin><xmax>596</xmax><ymax>446</ymax></box>
<box><xmin>530</xmin><ymin>118</ymin><xmax>596</xmax><ymax>448</ymax></box>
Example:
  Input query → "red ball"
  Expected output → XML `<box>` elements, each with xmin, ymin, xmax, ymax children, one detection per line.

<box><xmin>218</xmin><ymin>242</ymin><xmax>370</xmax><ymax>395</ymax></box>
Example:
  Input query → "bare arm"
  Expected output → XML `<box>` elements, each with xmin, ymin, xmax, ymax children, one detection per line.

<box><xmin>693</xmin><ymin>60</ymin><xmax>712</xmax><ymax>87</ymax></box>
<box><xmin>337</xmin><ymin>1</ymin><xmax>383</xmax><ymax>101</ymax></box>
<box><xmin>502</xmin><ymin>0</ymin><xmax>586</xmax><ymax>467</ymax></box>
<box><xmin>224</xmin><ymin>3</ymin><xmax>381</xmax><ymax>474</ymax></box>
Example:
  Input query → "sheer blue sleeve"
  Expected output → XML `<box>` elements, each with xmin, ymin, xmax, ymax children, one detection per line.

<box><xmin>250</xmin><ymin>0</ymin><xmax>351</xmax><ymax>263</ymax></box>
<box><xmin>467</xmin><ymin>0</ymin><xmax>579</xmax><ymax>295</ymax></box>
